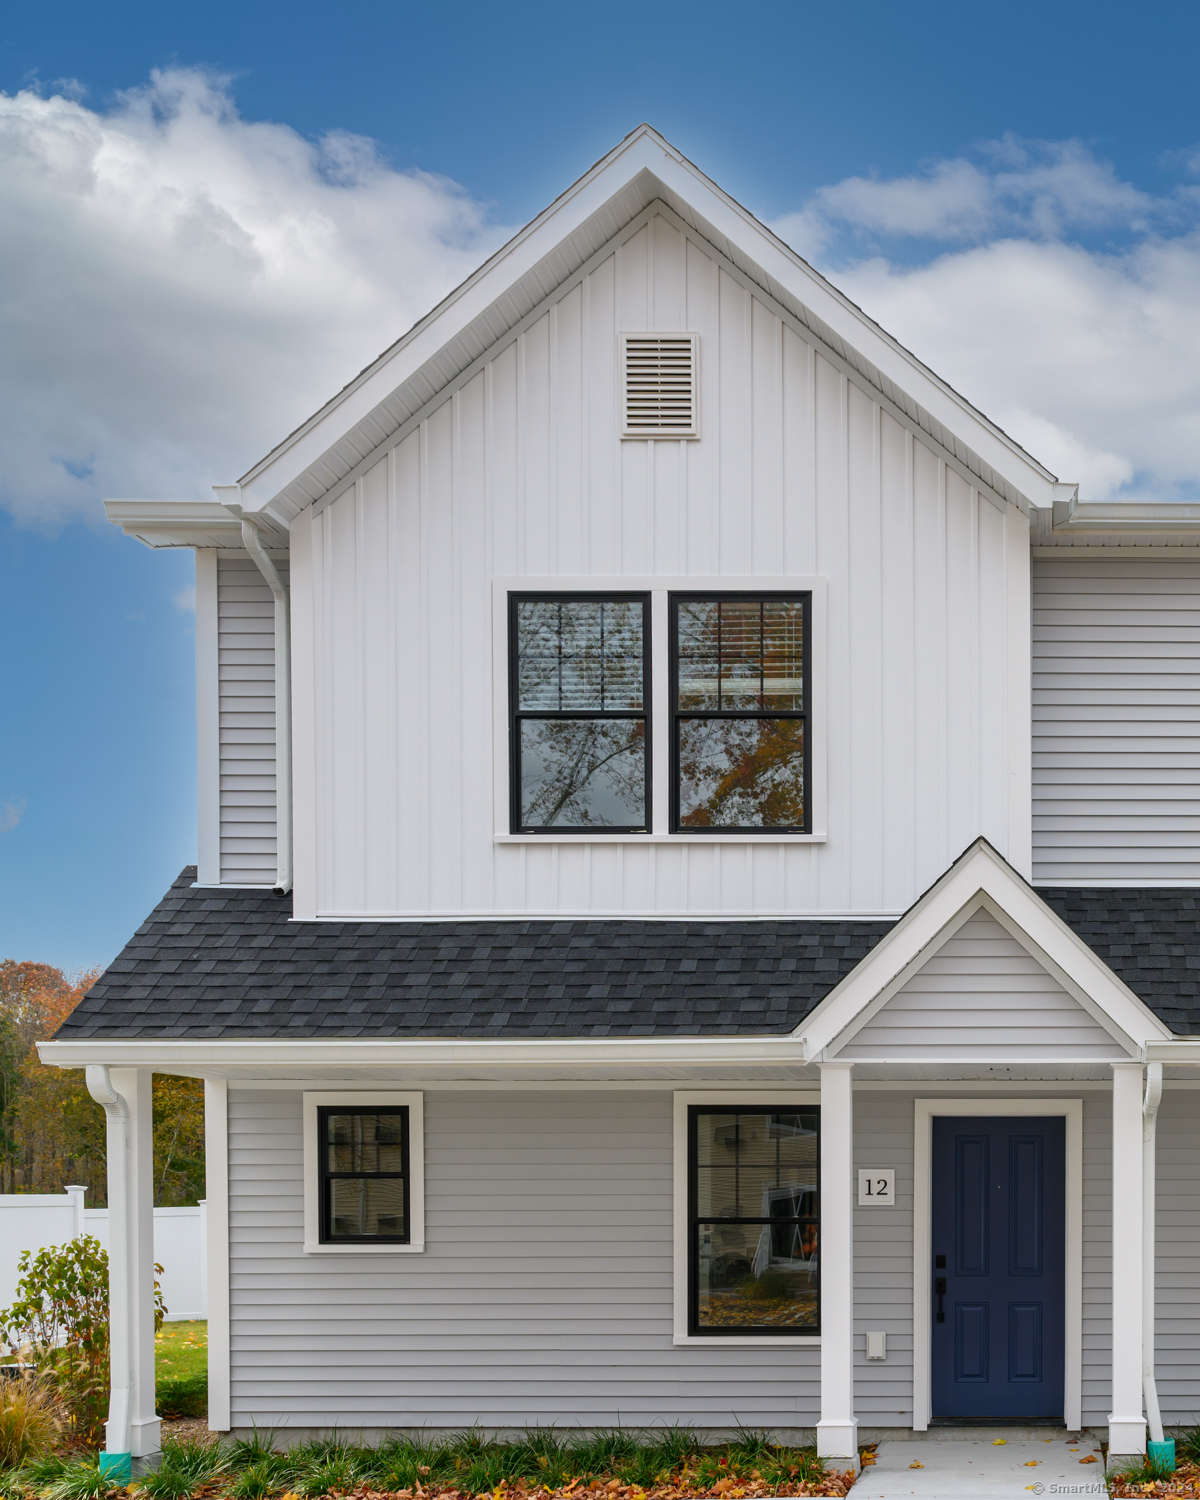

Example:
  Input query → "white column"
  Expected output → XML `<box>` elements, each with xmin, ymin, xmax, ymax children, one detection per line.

<box><xmin>1109</xmin><ymin>1062</ymin><xmax>1146</xmax><ymax>1460</ymax></box>
<box><xmin>204</xmin><ymin>1079</ymin><xmax>231</xmax><ymax>1432</ymax></box>
<box><xmin>817</xmin><ymin>1060</ymin><xmax>857</xmax><ymax>1463</ymax></box>
<box><xmin>86</xmin><ymin>1068</ymin><xmax>160</xmax><ymax>1461</ymax></box>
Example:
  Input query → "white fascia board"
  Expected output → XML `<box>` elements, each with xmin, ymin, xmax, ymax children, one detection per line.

<box><xmin>38</xmin><ymin>1032</ymin><xmax>809</xmax><ymax>1073</ymax></box>
<box><xmin>1146</xmin><ymin>1041</ymin><xmax>1200</xmax><ymax>1062</ymax></box>
<box><xmin>236</xmin><ymin>138</ymin><xmax>665</xmax><ymax>510</ymax></box>
<box><xmin>1052</xmin><ymin>496</ymin><xmax>1200</xmax><ymax>532</ymax></box>
<box><xmin>237</xmin><ymin>126</ymin><xmax>1057</xmax><ymax>517</ymax></box>
<box><xmin>641</xmin><ymin>151</ymin><xmax>1057</xmax><ymax>511</ymax></box>
<box><xmin>103</xmin><ymin>500</ymin><xmax>289</xmax><ymax>550</ymax></box>
<box><xmin>798</xmin><ymin>839</ymin><xmax>1172</xmax><ymax>1057</ymax></box>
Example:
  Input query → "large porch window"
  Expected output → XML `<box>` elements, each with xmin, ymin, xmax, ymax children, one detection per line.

<box><xmin>688</xmin><ymin>1104</ymin><xmax>820</xmax><ymax>1335</ymax></box>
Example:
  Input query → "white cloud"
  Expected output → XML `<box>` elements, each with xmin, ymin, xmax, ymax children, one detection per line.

<box><xmin>0</xmin><ymin>70</ymin><xmax>508</xmax><ymax>525</ymax></box>
<box><xmin>0</xmin><ymin>798</ymin><xmax>26</xmax><ymax>832</ymax></box>
<box><xmin>774</xmin><ymin>140</ymin><xmax>1200</xmax><ymax>502</ymax></box>
<box><xmin>173</xmin><ymin>582</ymin><xmax>196</xmax><ymax>613</ymax></box>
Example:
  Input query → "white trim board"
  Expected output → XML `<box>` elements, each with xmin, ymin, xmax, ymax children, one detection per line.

<box><xmin>301</xmin><ymin>1091</ymin><xmax>425</xmax><ymax>1254</ymax></box>
<box><xmin>799</xmin><ymin>839</ymin><xmax>1172</xmax><ymax>1058</ymax></box>
<box><xmin>671</xmin><ymin>1089</ymin><xmax>821</xmax><ymax>1347</ymax></box>
<box><xmin>195</xmin><ymin>550</ymin><xmax>220</xmax><ymax>887</ymax></box>
<box><xmin>911</xmin><ymin>1097</ymin><xmax>1083</xmax><ymax>1433</ymax></box>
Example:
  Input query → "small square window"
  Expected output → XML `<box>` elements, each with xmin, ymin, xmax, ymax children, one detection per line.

<box><xmin>303</xmin><ymin>1092</ymin><xmax>424</xmax><ymax>1253</ymax></box>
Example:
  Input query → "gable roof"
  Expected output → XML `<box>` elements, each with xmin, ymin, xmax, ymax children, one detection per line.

<box><xmin>232</xmin><ymin>125</ymin><xmax>1062</xmax><ymax>531</ymax></box>
<box><xmin>799</xmin><ymin>839</ymin><xmax>1174</xmax><ymax>1058</ymax></box>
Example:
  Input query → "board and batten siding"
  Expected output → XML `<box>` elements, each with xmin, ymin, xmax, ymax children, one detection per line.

<box><xmin>290</xmin><ymin>204</ymin><xmax>1031</xmax><ymax>920</ymax></box>
<box><xmin>217</xmin><ymin>553</ymin><xmax>288</xmax><ymax>886</ymax></box>
<box><xmin>1033</xmin><ymin>554</ymin><xmax>1200</xmax><ymax>884</ymax></box>
<box><xmin>226</xmin><ymin>1088</ymin><xmax>820</xmax><ymax>1433</ymax></box>
<box><xmin>837</xmin><ymin>912</ymin><xmax>1125</xmax><ymax>1062</ymax></box>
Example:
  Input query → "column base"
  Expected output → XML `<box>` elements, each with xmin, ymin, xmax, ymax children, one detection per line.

<box><xmin>816</xmin><ymin>1420</ymin><xmax>860</xmax><ymax>1468</ymax></box>
<box><xmin>132</xmin><ymin>1453</ymin><xmax>163</xmax><ymax>1478</ymax></box>
<box><xmin>1107</xmin><ymin>1415</ymin><xmax>1147</xmax><ymax>1464</ymax></box>
<box><xmin>131</xmin><ymin>1416</ymin><xmax>162</xmax><ymax>1458</ymax></box>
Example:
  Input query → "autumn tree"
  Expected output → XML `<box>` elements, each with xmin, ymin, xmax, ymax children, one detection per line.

<box><xmin>0</xmin><ymin>961</ymin><xmax>204</xmax><ymax>1206</ymax></box>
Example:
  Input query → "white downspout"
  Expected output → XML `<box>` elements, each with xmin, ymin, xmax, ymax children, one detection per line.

<box><xmin>1143</xmin><ymin>1060</ymin><xmax>1164</xmax><ymax>1444</ymax></box>
<box><xmin>239</xmin><ymin>517</ymin><xmax>292</xmax><ymax>895</ymax></box>
<box><xmin>85</xmin><ymin>1066</ymin><xmax>132</xmax><ymax>1458</ymax></box>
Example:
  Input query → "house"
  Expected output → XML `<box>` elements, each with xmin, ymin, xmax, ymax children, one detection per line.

<box><xmin>42</xmin><ymin>125</ymin><xmax>1200</xmax><ymax>1473</ymax></box>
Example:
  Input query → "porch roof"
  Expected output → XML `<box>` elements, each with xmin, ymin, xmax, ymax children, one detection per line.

<box><xmin>54</xmin><ymin>869</ymin><xmax>1200</xmax><ymax>1041</ymax></box>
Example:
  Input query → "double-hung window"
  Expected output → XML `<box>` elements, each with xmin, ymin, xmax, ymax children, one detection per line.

<box><xmin>318</xmin><ymin>1105</ymin><xmax>409</xmax><ymax>1244</ymax></box>
<box><xmin>689</xmin><ymin>1104</ymin><xmax>820</xmax><ymax>1335</ymax></box>
<box><xmin>672</xmin><ymin>594</ymin><xmax>809</xmax><ymax>832</ymax></box>
<box><xmin>509</xmin><ymin>594</ymin><xmax>651</xmax><ymax>832</ymax></box>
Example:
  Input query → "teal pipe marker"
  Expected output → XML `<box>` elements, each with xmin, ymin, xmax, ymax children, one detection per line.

<box><xmin>1148</xmin><ymin>1440</ymin><xmax>1175</xmax><ymax>1476</ymax></box>
<box><xmin>99</xmin><ymin>1453</ymin><xmax>132</xmax><ymax>1484</ymax></box>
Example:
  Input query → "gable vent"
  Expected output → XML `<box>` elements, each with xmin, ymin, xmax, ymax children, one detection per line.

<box><xmin>620</xmin><ymin>333</ymin><xmax>699</xmax><ymax>439</ymax></box>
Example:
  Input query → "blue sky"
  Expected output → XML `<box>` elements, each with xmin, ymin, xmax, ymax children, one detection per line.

<box><xmin>2</xmin><ymin>0</ymin><xmax>1200</xmax><ymax>971</ymax></box>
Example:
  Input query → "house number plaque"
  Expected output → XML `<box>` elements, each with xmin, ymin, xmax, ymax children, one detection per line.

<box><xmin>858</xmin><ymin>1168</ymin><xmax>896</xmax><ymax>1205</ymax></box>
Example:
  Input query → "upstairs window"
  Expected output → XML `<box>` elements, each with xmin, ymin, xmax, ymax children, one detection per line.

<box><xmin>509</xmin><ymin>594</ymin><xmax>651</xmax><ymax>833</ymax></box>
<box><xmin>671</xmin><ymin>594</ymin><xmax>810</xmax><ymax>832</ymax></box>
<box><xmin>689</xmin><ymin>1105</ymin><xmax>820</xmax><ymax>1336</ymax></box>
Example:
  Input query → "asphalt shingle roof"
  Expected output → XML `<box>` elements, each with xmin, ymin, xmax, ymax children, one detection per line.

<box><xmin>59</xmin><ymin>868</ymin><xmax>896</xmax><ymax>1039</ymax></box>
<box><xmin>1036</xmin><ymin>886</ymin><xmax>1200</xmax><ymax>1036</ymax></box>
<box><xmin>56</xmin><ymin>870</ymin><xmax>1200</xmax><ymax>1041</ymax></box>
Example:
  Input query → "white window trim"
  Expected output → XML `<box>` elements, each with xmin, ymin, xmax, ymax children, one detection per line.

<box><xmin>911</xmin><ymin>1098</ymin><xmax>1083</xmax><ymax>1432</ymax></box>
<box><xmin>492</xmin><ymin>576</ymin><xmax>828</xmax><ymax>843</ymax></box>
<box><xmin>302</xmin><ymin>1091</ymin><xmax>425</xmax><ymax>1254</ymax></box>
<box><xmin>672</xmin><ymin>1089</ymin><xmax>821</xmax><ymax>1347</ymax></box>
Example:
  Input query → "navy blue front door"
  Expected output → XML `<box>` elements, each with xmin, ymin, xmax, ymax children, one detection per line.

<box><xmin>930</xmin><ymin>1116</ymin><xmax>1065</xmax><ymax>1419</ymax></box>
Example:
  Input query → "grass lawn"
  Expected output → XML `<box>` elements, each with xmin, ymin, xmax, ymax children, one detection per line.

<box><xmin>155</xmin><ymin>1319</ymin><xmax>207</xmax><ymax>1381</ymax></box>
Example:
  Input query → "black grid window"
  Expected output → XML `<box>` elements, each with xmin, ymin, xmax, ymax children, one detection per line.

<box><xmin>689</xmin><ymin>1105</ymin><xmax>820</xmax><ymax>1336</ymax></box>
<box><xmin>318</xmin><ymin>1106</ymin><xmax>409</xmax><ymax>1244</ymax></box>
<box><xmin>671</xmin><ymin>594</ymin><xmax>810</xmax><ymax>833</ymax></box>
<box><xmin>509</xmin><ymin>593</ymin><xmax>651</xmax><ymax>833</ymax></box>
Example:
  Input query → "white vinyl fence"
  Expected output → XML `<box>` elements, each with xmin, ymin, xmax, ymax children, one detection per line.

<box><xmin>0</xmin><ymin>1189</ymin><xmax>206</xmax><ymax>1322</ymax></box>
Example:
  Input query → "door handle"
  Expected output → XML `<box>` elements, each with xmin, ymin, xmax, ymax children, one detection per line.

<box><xmin>935</xmin><ymin>1276</ymin><xmax>946</xmax><ymax>1324</ymax></box>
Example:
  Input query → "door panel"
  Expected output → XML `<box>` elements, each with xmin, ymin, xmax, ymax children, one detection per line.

<box><xmin>931</xmin><ymin>1116</ymin><xmax>1065</xmax><ymax>1419</ymax></box>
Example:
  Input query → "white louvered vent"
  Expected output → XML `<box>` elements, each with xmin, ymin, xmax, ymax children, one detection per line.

<box><xmin>620</xmin><ymin>333</ymin><xmax>699</xmax><ymax>439</ymax></box>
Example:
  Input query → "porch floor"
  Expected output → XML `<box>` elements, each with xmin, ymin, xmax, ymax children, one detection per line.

<box><xmin>853</xmin><ymin>1433</ymin><xmax>1105</xmax><ymax>1498</ymax></box>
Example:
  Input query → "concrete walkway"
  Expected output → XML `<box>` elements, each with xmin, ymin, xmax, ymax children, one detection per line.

<box><xmin>852</xmin><ymin>1433</ymin><xmax>1108</xmax><ymax>1498</ymax></box>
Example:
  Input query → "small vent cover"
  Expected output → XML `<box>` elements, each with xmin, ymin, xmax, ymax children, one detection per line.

<box><xmin>620</xmin><ymin>333</ymin><xmax>699</xmax><ymax>439</ymax></box>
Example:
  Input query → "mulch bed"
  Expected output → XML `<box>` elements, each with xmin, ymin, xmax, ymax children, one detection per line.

<box><xmin>1111</xmin><ymin>1459</ymin><xmax>1200</xmax><ymax>1496</ymax></box>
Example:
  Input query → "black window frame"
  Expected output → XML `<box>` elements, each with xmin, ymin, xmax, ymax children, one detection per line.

<box><xmin>669</xmin><ymin>591</ymin><xmax>811</xmax><ymax>834</ymax></box>
<box><xmin>687</xmin><ymin>1103</ymin><xmax>821</xmax><ymax>1338</ymax></box>
<box><xmin>317</xmin><ymin>1104</ymin><xmax>410</xmax><ymax>1246</ymax></box>
<box><xmin>508</xmin><ymin>591</ymin><xmax>652</xmax><ymax>834</ymax></box>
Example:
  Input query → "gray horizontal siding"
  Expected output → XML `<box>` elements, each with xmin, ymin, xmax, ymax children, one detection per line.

<box><xmin>1033</xmin><ymin>557</ymin><xmax>1200</xmax><ymax>883</ymax></box>
<box><xmin>839</xmin><ymin>912</ymin><xmax>1124</xmax><ymax>1060</ymax></box>
<box><xmin>225</xmin><ymin>1087</ymin><xmax>1200</xmax><ymax>1432</ymax></box>
<box><xmin>219</xmin><ymin>555</ymin><xmax>288</xmax><ymax>886</ymax></box>
<box><xmin>228</xmin><ymin>1090</ymin><xmax>819</xmax><ymax>1431</ymax></box>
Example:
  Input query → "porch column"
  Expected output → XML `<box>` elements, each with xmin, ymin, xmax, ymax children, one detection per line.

<box><xmin>817</xmin><ymin>1060</ymin><xmax>857</xmax><ymax>1463</ymax></box>
<box><xmin>1109</xmin><ymin>1062</ymin><xmax>1146</xmax><ymax>1460</ymax></box>
<box><xmin>86</xmin><ymin>1067</ymin><xmax>160</xmax><ymax>1465</ymax></box>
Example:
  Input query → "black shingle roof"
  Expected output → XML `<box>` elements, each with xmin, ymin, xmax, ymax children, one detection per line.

<box><xmin>1036</xmin><ymin>887</ymin><xmax>1200</xmax><ymax>1036</ymax></box>
<box><xmin>56</xmin><ymin>870</ymin><xmax>1200</xmax><ymax>1041</ymax></box>
<box><xmin>58</xmin><ymin>868</ymin><xmax>896</xmax><ymax>1038</ymax></box>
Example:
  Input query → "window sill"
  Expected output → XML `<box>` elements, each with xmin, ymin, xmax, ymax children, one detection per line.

<box><xmin>302</xmin><ymin>1241</ymin><xmax>425</xmax><ymax>1254</ymax></box>
<box><xmin>672</xmin><ymin>1335</ymin><xmax>820</xmax><ymax>1347</ymax></box>
<box><xmin>494</xmin><ymin>833</ymin><xmax>828</xmax><ymax>845</ymax></box>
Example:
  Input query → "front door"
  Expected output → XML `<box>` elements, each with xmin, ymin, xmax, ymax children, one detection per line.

<box><xmin>930</xmin><ymin>1116</ymin><xmax>1065</xmax><ymax>1420</ymax></box>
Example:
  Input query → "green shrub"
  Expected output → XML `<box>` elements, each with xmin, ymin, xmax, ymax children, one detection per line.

<box><xmin>0</xmin><ymin>1237</ymin><xmax>165</xmax><ymax>1448</ymax></box>
<box><xmin>156</xmin><ymin>1373</ymin><xmax>207</xmax><ymax>1421</ymax></box>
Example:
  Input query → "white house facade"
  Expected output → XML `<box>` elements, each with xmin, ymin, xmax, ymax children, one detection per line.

<box><xmin>42</xmin><ymin>126</ymin><xmax>1200</xmax><ymax>1473</ymax></box>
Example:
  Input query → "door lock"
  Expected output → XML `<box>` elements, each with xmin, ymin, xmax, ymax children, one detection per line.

<box><xmin>935</xmin><ymin>1276</ymin><xmax>947</xmax><ymax>1324</ymax></box>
